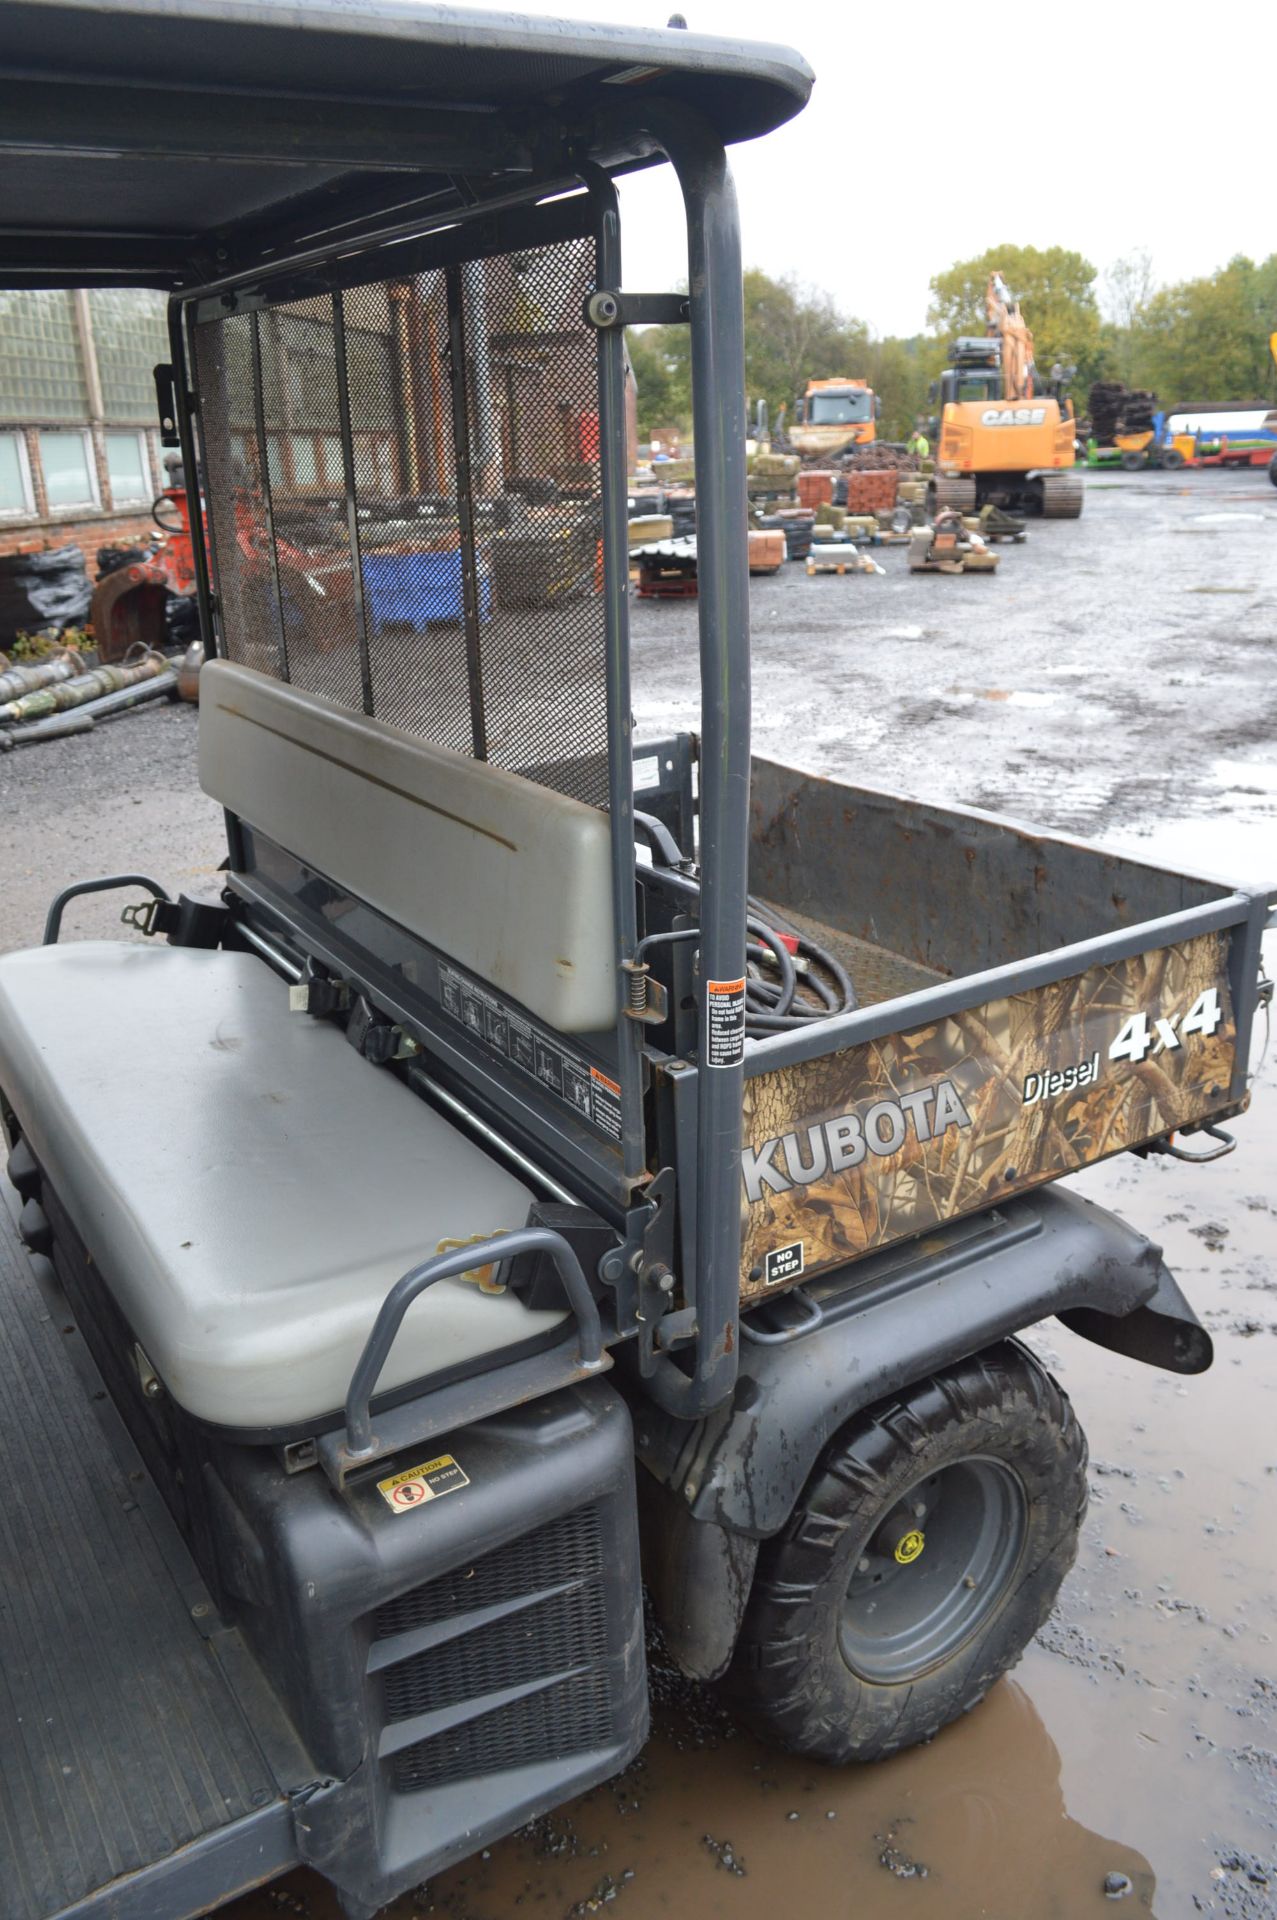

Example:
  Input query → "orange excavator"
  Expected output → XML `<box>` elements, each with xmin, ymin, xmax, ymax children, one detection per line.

<box><xmin>931</xmin><ymin>272</ymin><xmax>1083</xmax><ymax>519</ymax></box>
<box><xmin>89</xmin><ymin>464</ymin><xmax>200</xmax><ymax>662</ymax></box>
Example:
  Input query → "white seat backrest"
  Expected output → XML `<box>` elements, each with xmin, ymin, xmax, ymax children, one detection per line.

<box><xmin>199</xmin><ymin>660</ymin><xmax>616</xmax><ymax>1033</ymax></box>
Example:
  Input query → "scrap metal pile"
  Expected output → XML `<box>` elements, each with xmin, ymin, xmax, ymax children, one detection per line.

<box><xmin>1087</xmin><ymin>381</ymin><xmax>1158</xmax><ymax>443</ymax></box>
<box><xmin>0</xmin><ymin>647</ymin><xmax>178</xmax><ymax>750</ymax></box>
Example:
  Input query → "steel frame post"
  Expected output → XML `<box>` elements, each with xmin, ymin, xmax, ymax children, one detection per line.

<box><xmin>632</xmin><ymin>112</ymin><xmax>750</xmax><ymax>1418</ymax></box>
<box><xmin>587</xmin><ymin>168</ymin><xmax>647</xmax><ymax>1189</ymax></box>
<box><xmin>171</xmin><ymin>295</ymin><xmax>247</xmax><ymax>869</ymax></box>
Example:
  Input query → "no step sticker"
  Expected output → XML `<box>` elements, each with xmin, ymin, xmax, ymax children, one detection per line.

<box><xmin>377</xmin><ymin>1454</ymin><xmax>469</xmax><ymax>1513</ymax></box>
<box><xmin>706</xmin><ymin>977</ymin><xmax>746</xmax><ymax>1068</ymax></box>
<box><xmin>764</xmin><ymin>1241</ymin><xmax>804</xmax><ymax>1287</ymax></box>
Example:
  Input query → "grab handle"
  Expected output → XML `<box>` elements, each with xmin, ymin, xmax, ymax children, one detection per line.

<box><xmin>44</xmin><ymin>873</ymin><xmax>170</xmax><ymax>944</ymax></box>
<box><xmin>344</xmin><ymin>1227</ymin><xmax>605</xmax><ymax>1461</ymax></box>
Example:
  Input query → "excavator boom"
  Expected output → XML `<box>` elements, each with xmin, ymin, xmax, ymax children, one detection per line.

<box><xmin>987</xmin><ymin>271</ymin><xmax>1035</xmax><ymax>402</ymax></box>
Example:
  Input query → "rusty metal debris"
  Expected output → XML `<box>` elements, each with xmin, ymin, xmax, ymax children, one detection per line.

<box><xmin>1</xmin><ymin>648</ymin><xmax>169</xmax><ymax>726</ymax></box>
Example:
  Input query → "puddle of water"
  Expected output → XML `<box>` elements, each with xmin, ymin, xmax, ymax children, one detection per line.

<box><xmin>940</xmin><ymin>686</ymin><xmax>1059</xmax><ymax>708</ymax></box>
<box><xmin>1186</xmin><ymin>586</ymin><xmax>1254</xmax><ymax>596</ymax></box>
<box><xmin>1189</xmin><ymin>512</ymin><xmax>1270</xmax><ymax>526</ymax></box>
<box><xmin>1102</xmin><ymin>763</ymin><xmax>1277</xmax><ymax>882</ymax></box>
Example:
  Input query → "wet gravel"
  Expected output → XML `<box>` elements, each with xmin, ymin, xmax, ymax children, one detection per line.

<box><xmin>3</xmin><ymin>468</ymin><xmax>1275</xmax><ymax>1919</ymax></box>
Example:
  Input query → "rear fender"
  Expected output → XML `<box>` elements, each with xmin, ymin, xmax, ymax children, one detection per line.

<box><xmin>631</xmin><ymin>1187</ymin><xmax>1208</xmax><ymax>1678</ymax></box>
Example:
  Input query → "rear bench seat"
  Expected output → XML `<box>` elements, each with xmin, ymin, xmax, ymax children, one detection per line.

<box><xmin>0</xmin><ymin>943</ymin><xmax>565</xmax><ymax>1430</ymax></box>
<box><xmin>0</xmin><ymin>663</ymin><xmax>621</xmax><ymax>1432</ymax></box>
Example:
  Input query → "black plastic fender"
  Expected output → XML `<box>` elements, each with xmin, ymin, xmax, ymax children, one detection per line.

<box><xmin>628</xmin><ymin>1186</ymin><xmax>1208</xmax><ymax>1678</ymax></box>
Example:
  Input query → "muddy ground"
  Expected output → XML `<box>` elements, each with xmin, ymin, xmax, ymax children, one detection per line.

<box><xmin>2</xmin><ymin>469</ymin><xmax>1274</xmax><ymax>1918</ymax></box>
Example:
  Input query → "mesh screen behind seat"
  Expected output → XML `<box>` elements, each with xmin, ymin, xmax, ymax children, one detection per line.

<box><xmin>190</xmin><ymin>225</ymin><xmax>608</xmax><ymax>807</ymax></box>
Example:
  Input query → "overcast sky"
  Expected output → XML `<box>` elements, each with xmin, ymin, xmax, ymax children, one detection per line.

<box><xmin>523</xmin><ymin>0</ymin><xmax>1272</xmax><ymax>336</ymax></box>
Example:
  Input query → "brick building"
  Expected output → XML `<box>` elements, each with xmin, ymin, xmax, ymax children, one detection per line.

<box><xmin>0</xmin><ymin>288</ymin><xmax>169</xmax><ymax>560</ymax></box>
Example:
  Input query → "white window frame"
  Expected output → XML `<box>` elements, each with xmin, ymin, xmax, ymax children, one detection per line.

<box><xmin>103</xmin><ymin>426</ymin><xmax>153</xmax><ymax>508</ymax></box>
<box><xmin>0</xmin><ymin>428</ymin><xmax>36</xmax><ymax>519</ymax></box>
<box><xmin>38</xmin><ymin>426</ymin><xmax>101</xmax><ymax>513</ymax></box>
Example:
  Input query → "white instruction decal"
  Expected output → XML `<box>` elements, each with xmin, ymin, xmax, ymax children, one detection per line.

<box><xmin>706</xmin><ymin>977</ymin><xmax>746</xmax><ymax>1068</ymax></box>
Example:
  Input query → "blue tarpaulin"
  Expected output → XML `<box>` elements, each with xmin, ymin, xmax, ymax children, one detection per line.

<box><xmin>361</xmin><ymin>549</ymin><xmax>490</xmax><ymax>631</ymax></box>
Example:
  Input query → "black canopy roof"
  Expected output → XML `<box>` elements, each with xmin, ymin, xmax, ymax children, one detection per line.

<box><xmin>0</xmin><ymin>0</ymin><xmax>812</xmax><ymax>287</ymax></box>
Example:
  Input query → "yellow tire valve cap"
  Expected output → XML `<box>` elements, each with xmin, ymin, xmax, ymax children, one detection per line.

<box><xmin>894</xmin><ymin>1528</ymin><xmax>926</xmax><ymax>1565</ymax></box>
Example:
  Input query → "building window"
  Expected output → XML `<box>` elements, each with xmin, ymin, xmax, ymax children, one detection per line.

<box><xmin>39</xmin><ymin>428</ymin><xmax>99</xmax><ymax>511</ymax></box>
<box><xmin>0</xmin><ymin>289</ymin><xmax>88</xmax><ymax>420</ymax></box>
<box><xmin>88</xmin><ymin>289</ymin><xmax>170</xmax><ymax>422</ymax></box>
<box><xmin>105</xmin><ymin>429</ymin><xmax>152</xmax><ymax>505</ymax></box>
<box><xmin>0</xmin><ymin>430</ymin><xmax>35</xmax><ymax>516</ymax></box>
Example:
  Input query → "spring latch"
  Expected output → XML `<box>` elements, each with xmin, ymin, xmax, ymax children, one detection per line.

<box><xmin>621</xmin><ymin>958</ymin><xmax>669</xmax><ymax>1026</ymax></box>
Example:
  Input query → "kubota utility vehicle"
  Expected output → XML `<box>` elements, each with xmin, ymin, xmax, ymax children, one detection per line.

<box><xmin>0</xmin><ymin>7</ymin><xmax>1271</xmax><ymax>1918</ymax></box>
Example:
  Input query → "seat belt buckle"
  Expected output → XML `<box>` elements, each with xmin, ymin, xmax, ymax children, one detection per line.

<box><xmin>121</xmin><ymin>898</ymin><xmax>180</xmax><ymax>937</ymax></box>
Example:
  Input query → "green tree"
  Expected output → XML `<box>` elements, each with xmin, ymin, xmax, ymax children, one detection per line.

<box><xmin>1129</xmin><ymin>254</ymin><xmax>1277</xmax><ymax>402</ymax></box>
<box><xmin>630</xmin><ymin>269</ymin><xmax>876</xmax><ymax>441</ymax></box>
<box><xmin>742</xmin><ymin>269</ymin><xmax>868</xmax><ymax>420</ymax></box>
<box><xmin>1100</xmin><ymin>248</ymin><xmax>1156</xmax><ymax>384</ymax></box>
<box><xmin>626</xmin><ymin>323</ymin><xmax>691</xmax><ymax>437</ymax></box>
<box><xmin>862</xmin><ymin>333</ymin><xmax>947</xmax><ymax>441</ymax></box>
<box><xmin>927</xmin><ymin>244</ymin><xmax>1103</xmax><ymax>388</ymax></box>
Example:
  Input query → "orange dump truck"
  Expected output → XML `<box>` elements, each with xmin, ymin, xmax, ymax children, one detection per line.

<box><xmin>789</xmin><ymin>376</ymin><xmax>878</xmax><ymax>458</ymax></box>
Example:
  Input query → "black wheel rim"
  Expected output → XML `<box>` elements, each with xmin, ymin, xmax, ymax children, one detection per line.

<box><xmin>839</xmin><ymin>1456</ymin><xmax>1027</xmax><ymax>1684</ymax></box>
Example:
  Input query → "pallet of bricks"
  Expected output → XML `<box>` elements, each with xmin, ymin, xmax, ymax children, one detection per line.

<box><xmin>844</xmin><ymin>468</ymin><xmax>898</xmax><ymax>515</ymax></box>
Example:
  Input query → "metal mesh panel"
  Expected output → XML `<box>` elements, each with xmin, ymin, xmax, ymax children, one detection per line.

<box><xmin>462</xmin><ymin>237</ymin><xmax>608</xmax><ymax>806</ymax></box>
<box><xmin>191</xmin><ymin>312</ymin><xmax>285</xmax><ymax>678</ymax></box>
<box><xmin>258</xmin><ymin>300</ymin><xmax>365</xmax><ymax>711</ymax></box>
<box><xmin>342</xmin><ymin>275</ymin><xmax>474</xmax><ymax>753</ymax></box>
<box><xmin>189</xmin><ymin>222</ymin><xmax>608</xmax><ymax>805</ymax></box>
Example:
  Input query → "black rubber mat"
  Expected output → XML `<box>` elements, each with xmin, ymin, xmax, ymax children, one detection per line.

<box><xmin>0</xmin><ymin>1200</ymin><xmax>279</xmax><ymax>1920</ymax></box>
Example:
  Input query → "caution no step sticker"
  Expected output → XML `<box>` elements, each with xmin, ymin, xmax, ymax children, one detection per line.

<box><xmin>377</xmin><ymin>1454</ymin><xmax>469</xmax><ymax>1512</ymax></box>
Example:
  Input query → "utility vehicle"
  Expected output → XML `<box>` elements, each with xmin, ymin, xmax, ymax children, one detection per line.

<box><xmin>0</xmin><ymin>6</ymin><xmax>1271</xmax><ymax>1917</ymax></box>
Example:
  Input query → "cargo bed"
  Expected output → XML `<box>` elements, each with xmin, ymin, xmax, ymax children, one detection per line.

<box><xmin>733</xmin><ymin>761</ymin><xmax>1272</xmax><ymax>1299</ymax></box>
<box><xmin>0</xmin><ymin>1188</ymin><xmax>309</xmax><ymax>1920</ymax></box>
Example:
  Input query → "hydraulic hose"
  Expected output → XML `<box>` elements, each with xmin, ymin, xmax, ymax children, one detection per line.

<box><xmin>636</xmin><ymin>825</ymin><xmax>858</xmax><ymax>1037</ymax></box>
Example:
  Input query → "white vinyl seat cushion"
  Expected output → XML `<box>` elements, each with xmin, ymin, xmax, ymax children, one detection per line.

<box><xmin>0</xmin><ymin>942</ymin><xmax>567</xmax><ymax>1431</ymax></box>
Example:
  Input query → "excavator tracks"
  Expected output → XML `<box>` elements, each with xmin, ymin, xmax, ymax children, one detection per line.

<box><xmin>1040</xmin><ymin>471</ymin><xmax>1085</xmax><ymax>518</ymax></box>
<box><xmin>930</xmin><ymin>474</ymin><xmax>977</xmax><ymax>513</ymax></box>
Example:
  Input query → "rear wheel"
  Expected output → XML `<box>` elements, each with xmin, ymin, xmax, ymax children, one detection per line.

<box><xmin>720</xmin><ymin>1343</ymin><xmax>1088</xmax><ymax>1763</ymax></box>
<box><xmin>1268</xmin><ymin>452</ymin><xmax>1277</xmax><ymax>490</ymax></box>
<box><xmin>1162</xmin><ymin>446</ymin><xmax>1186</xmax><ymax>471</ymax></box>
<box><xmin>929</xmin><ymin>474</ymin><xmax>976</xmax><ymax>514</ymax></box>
<box><xmin>1040</xmin><ymin>471</ymin><xmax>1084</xmax><ymax>518</ymax></box>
